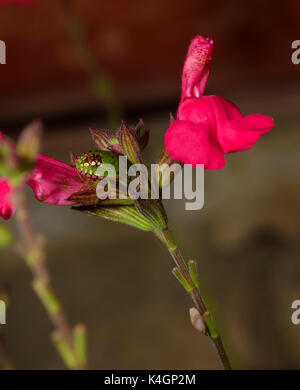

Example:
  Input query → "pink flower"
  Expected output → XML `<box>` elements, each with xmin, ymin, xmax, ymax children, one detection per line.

<box><xmin>0</xmin><ymin>131</ymin><xmax>16</xmax><ymax>219</ymax></box>
<box><xmin>0</xmin><ymin>153</ymin><xmax>91</xmax><ymax>220</ymax></box>
<box><xmin>1</xmin><ymin>122</ymin><xmax>94</xmax><ymax>219</ymax></box>
<box><xmin>27</xmin><ymin>154</ymin><xmax>91</xmax><ymax>206</ymax></box>
<box><xmin>0</xmin><ymin>178</ymin><xmax>15</xmax><ymax>220</ymax></box>
<box><xmin>1</xmin><ymin>124</ymin><xmax>124</xmax><ymax>218</ymax></box>
<box><xmin>165</xmin><ymin>35</ymin><xmax>275</xmax><ymax>169</ymax></box>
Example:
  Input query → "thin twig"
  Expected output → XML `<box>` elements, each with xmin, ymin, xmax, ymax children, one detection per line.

<box><xmin>15</xmin><ymin>191</ymin><xmax>87</xmax><ymax>369</ymax></box>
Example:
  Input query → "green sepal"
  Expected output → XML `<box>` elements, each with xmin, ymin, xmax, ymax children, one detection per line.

<box><xmin>117</xmin><ymin>121</ymin><xmax>141</xmax><ymax>164</ymax></box>
<box><xmin>73</xmin><ymin>205</ymin><xmax>153</xmax><ymax>231</ymax></box>
<box><xmin>89</xmin><ymin>127</ymin><xmax>122</xmax><ymax>154</ymax></box>
<box><xmin>134</xmin><ymin>198</ymin><xmax>168</xmax><ymax>231</ymax></box>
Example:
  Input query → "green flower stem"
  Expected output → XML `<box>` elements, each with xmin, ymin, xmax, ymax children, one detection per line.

<box><xmin>153</xmin><ymin>228</ymin><xmax>232</xmax><ymax>370</ymax></box>
<box><xmin>15</xmin><ymin>192</ymin><xmax>86</xmax><ymax>370</ymax></box>
<box><xmin>60</xmin><ymin>0</ymin><xmax>122</xmax><ymax>127</ymax></box>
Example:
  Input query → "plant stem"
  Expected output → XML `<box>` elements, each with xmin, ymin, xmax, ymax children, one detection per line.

<box><xmin>15</xmin><ymin>191</ymin><xmax>87</xmax><ymax>369</ymax></box>
<box><xmin>60</xmin><ymin>0</ymin><xmax>122</xmax><ymax>127</ymax></box>
<box><xmin>153</xmin><ymin>228</ymin><xmax>232</xmax><ymax>370</ymax></box>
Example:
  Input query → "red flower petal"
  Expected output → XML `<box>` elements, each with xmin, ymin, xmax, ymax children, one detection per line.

<box><xmin>166</xmin><ymin>35</ymin><xmax>275</xmax><ymax>170</ymax></box>
<box><xmin>27</xmin><ymin>154</ymin><xmax>86</xmax><ymax>206</ymax></box>
<box><xmin>0</xmin><ymin>178</ymin><xmax>15</xmax><ymax>220</ymax></box>
<box><xmin>218</xmin><ymin>114</ymin><xmax>275</xmax><ymax>153</ymax></box>
<box><xmin>181</xmin><ymin>36</ymin><xmax>214</xmax><ymax>99</ymax></box>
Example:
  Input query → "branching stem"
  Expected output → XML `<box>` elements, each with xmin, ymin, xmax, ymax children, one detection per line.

<box><xmin>153</xmin><ymin>228</ymin><xmax>231</xmax><ymax>370</ymax></box>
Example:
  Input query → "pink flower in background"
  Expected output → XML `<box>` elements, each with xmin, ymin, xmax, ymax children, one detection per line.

<box><xmin>0</xmin><ymin>178</ymin><xmax>15</xmax><ymax>220</ymax></box>
<box><xmin>27</xmin><ymin>155</ymin><xmax>90</xmax><ymax>206</ymax></box>
<box><xmin>0</xmin><ymin>153</ymin><xmax>90</xmax><ymax>219</ymax></box>
<box><xmin>165</xmin><ymin>35</ymin><xmax>275</xmax><ymax>169</ymax></box>
<box><xmin>0</xmin><ymin>124</ymin><xmax>103</xmax><ymax>219</ymax></box>
<box><xmin>0</xmin><ymin>131</ymin><xmax>16</xmax><ymax>219</ymax></box>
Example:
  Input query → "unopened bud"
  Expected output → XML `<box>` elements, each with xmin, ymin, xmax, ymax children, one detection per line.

<box><xmin>189</xmin><ymin>307</ymin><xmax>207</xmax><ymax>334</ymax></box>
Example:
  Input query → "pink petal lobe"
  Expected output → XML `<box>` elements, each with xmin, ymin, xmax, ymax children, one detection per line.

<box><xmin>27</xmin><ymin>154</ymin><xmax>85</xmax><ymax>206</ymax></box>
<box><xmin>0</xmin><ymin>178</ymin><xmax>15</xmax><ymax>220</ymax></box>
<box><xmin>181</xmin><ymin>36</ymin><xmax>214</xmax><ymax>99</ymax></box>
<box><xmin>218</xmin><ymin>114</ymin><xmax>275</xmax><ymax>153</ymax></box>
<box><xmin>165</xmin><ymin>120</ymin><xmax>225</xmax><ymax>169</ymax></box>
<box><xmin>178</xmin><ymin>96</ymin><xmax>217</xmax><ymax>125</ymax></box>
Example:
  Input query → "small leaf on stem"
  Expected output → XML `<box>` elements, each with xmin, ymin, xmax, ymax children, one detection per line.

<box><xmin>203</xmin><ymin>311</ymin><xmax>219</xmax><ymax>340</ymax></box>
<box><xmin>188</xmin><ymin>260</ymin><xmax>200</xmax><ymax>288</ymax></box>
<box><xmin>134</xmin><ymin>198</ymin><xmax>168</xmax><ymax>231</ymax></box>
<box><xmin>172</xmin><ymin>267</ymin><xmax>193</xmax><ymax>293</ymax></box>
<box><xmin>51</xmin><ymin>331</ymin><xmax>77</xmax><ymax>370</ymax></box>
<box><xmin>73</xmin><ymin>324</ymin><xmax>87</xmax><ymax>366</ymax></box>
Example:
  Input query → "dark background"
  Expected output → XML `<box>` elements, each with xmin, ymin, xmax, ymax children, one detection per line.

<box><xmin>0</xmin><ymin>0</ymin><xmax>300</xmax><ymax>369</ymax></box>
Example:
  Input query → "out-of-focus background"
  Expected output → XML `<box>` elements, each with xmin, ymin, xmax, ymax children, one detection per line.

<box><xmin>1</xmin><ymin>0</ymin><xmax>300</xmax><ymax>369</ymax></box>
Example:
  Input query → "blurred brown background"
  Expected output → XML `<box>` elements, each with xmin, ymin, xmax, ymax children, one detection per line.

<box><xmin>0</xmin><ymin>0</ymin><xmax>300</xmax><ymax>369</ymax></box>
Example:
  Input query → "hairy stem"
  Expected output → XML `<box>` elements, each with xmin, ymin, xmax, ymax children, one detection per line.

<box><xmin>15</xmin><ymin>192</ymin><xmax>87</xmax><ymax>369</ymax></box>
<box><xmin>153</xmin><ymin>228</ymin><xmax>232</xmax><ymax>370</ymax></box>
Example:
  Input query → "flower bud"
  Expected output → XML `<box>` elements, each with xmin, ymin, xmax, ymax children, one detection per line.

<box><xmin>117</xmin><ymin>121</ymin><xmax>141</xmax><ymax>164</ymax></box>
<box><xmin>189</xmin><ymin>307</ymin><xmax>207</xmax><ymax>334</ymax></box>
